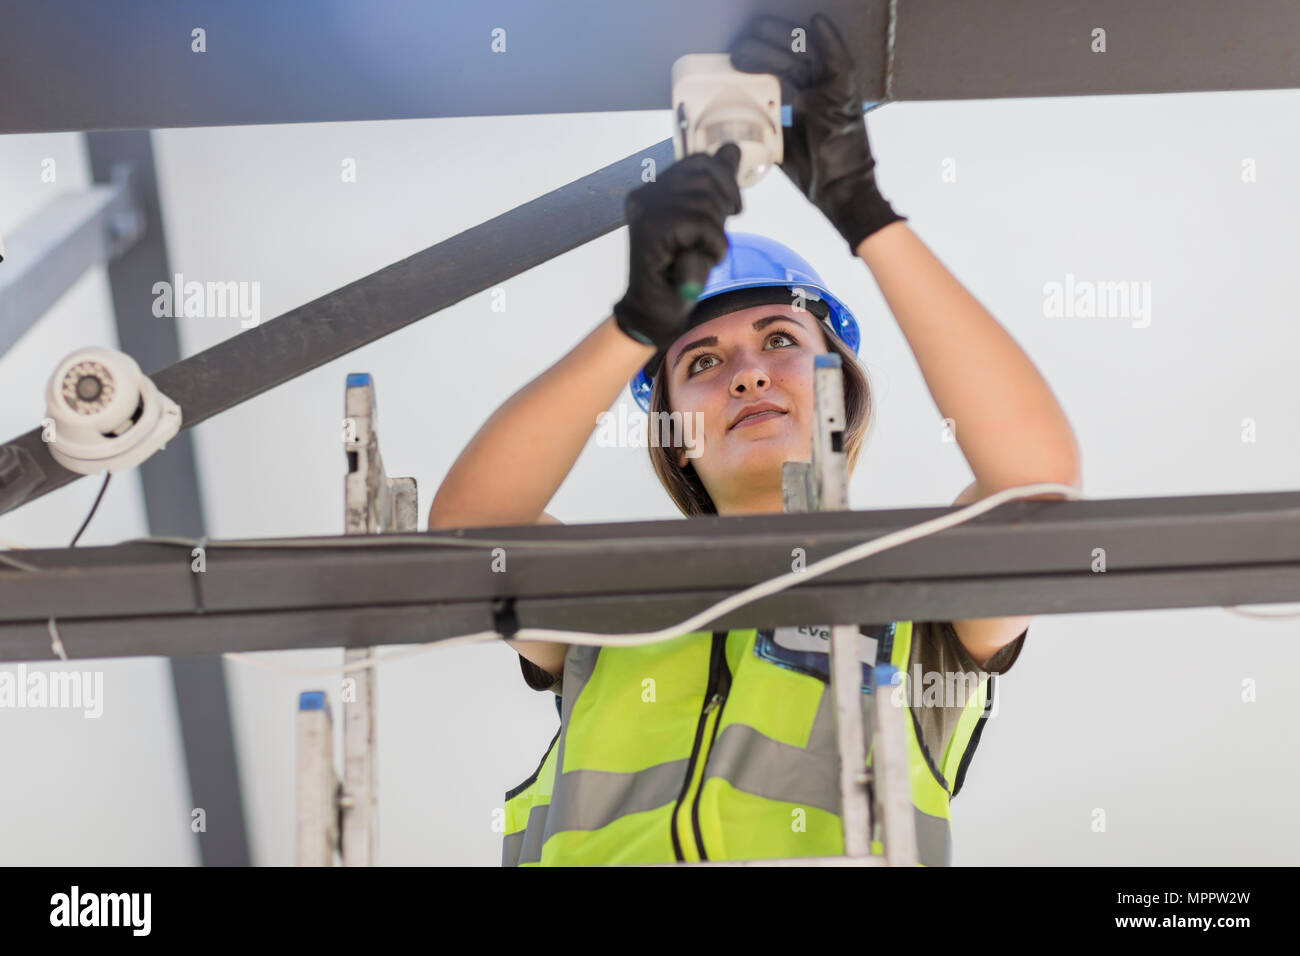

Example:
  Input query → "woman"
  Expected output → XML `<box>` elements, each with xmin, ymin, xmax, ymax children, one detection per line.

<box><xmin>429</xmin><ymin>14</ymin><xmax>1081</xmax><ymax>866</ymax></box>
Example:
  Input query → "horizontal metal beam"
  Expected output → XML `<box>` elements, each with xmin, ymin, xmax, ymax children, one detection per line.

<box><xmin>2</xmin><ymin>491</ymin><xmax>1298</xmax><ymax>662</ymax></box>
<box><xmin>0</xmin><ymin>165</ymin><xmax>144</xmax><ymax>357</ymax></box>
<box><xmin>0</xmin><ymin>137</ymin><xmax>676</xmax><ymax>516</ymax></box>
<box><xmin>890</xmin><ymin>0</ymin><xmax>1300</xmax><ymax>100</ymax></box>
<box><xmin>0</xmin><ymin>1</ymin><xmax>886</xmax><ymax>133</ymax></box>
<box><xmin>3</xmin><ymin>1</ymin><xmax>1296</xmax><ymax>135</ymax></box>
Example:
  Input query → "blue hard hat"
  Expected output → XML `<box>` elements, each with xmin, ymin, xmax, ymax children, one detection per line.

<box><xmin>628</xmin><ymin>232</ymin><xmax>860</xmax><ymax>412</ymax></box>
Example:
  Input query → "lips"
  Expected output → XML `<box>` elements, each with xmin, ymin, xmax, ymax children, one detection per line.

<box><xmin>732</xmin><ymin>410</ymin><xmax>785</xmax><ymax>429</ymax></box>
<box><xmin>729</xmin><ymin>401</ymin><xmax>787</xmax><ymax>429</ymax></box>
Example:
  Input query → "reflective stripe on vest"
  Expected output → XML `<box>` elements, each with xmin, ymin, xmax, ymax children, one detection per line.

<box><xmin>501</xmin><ymin>621</ymin><xmax>994</xmax><ymax>866</ymax></box>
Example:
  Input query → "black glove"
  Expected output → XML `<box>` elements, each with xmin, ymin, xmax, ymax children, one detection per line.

<box><xmin>730</xmin><ymin>13</ymin><xmax>905</xmax><ymax>253</ymax></box>
<box><xmin>613</xmin><ymin>143</ymin><xmax>743</xmax><ymax>352</ymax></box>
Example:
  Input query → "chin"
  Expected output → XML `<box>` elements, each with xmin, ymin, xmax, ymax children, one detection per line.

<box><xmin>729</xmin><ymin>440</ymin><xmax>799</xmax><ymax>474</ymax></box>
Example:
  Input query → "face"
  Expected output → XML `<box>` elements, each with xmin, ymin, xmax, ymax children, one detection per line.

<box><xmin>663</xmin><ymin>303</ymin><xmax>831</xmax><ymax>512</ymax></box>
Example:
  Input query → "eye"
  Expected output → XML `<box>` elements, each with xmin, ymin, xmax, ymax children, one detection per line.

<box><xmin>685</xmin><ymin>330</ymin><xmax>800</xmax><ymax>378</ymax></box>
<box><xmin>686</xmin><ymin>353</ymin><xmax>720</xmax><ymax>376</ymax></box>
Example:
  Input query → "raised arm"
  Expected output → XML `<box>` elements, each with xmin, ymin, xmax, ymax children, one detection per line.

<box><xmin>428</xmin><ymin>316</ymin><xmax>654</xmax><ymax>678</ymax></box>
<box><xmin>427</xmin><ymin>314</ymin><xmax>654</xmax><ymax>530</ymax></box>
<box><xmin>430</xmin><ymin>145</ymin><xmax>742</xmax><ymax>680</ymax></box>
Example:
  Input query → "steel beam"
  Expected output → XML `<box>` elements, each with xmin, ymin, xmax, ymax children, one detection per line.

<box><xmin>81</xmin><ymin>130</ymin><xmax>251</xmax><ymax>868</ymax></box>
<box><xmin>0</xmin><ymin>137</ymin><xmax>677</xmax><ymax>516</ymax></box>
<box><xmin>0</xmin><ymin>166</ymin><xmax>143</xmax><ymax>357</ymax></box>
<box><xmin>3</xmin><ymin>2</ymin><xmax>1298</xmax><ymax>135</ymax></box>
<box><xmin>1</xmin><ymin>491</ymin><xmax>1298</xmax><ymax>662</ymax></box>
<box><xmin>0</xmin><ymin>1</ymin><xmax>887</xmax><ymax>134</ymax></box>
<box><xmin>890</xmin><ymin>1</ymin><xmax>1300</xmax><ymax>101</ymax></box>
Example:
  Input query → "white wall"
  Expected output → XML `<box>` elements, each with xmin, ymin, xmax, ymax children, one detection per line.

<box><xmin>1</xmin><ymin>88</ymin><xmax>1297</xmax><ymax>865</ymax></box>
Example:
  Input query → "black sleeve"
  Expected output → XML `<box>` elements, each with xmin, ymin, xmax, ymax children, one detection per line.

<box><xmin>519</xmin><ymin>655</ymin><xmax>562</xmax><ymax>693</ymax></box>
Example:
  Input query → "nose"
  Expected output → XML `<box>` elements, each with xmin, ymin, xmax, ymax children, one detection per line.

<box><xmin>729</xmin><ymin>361</ymin><xmax>770</xmax><ymax>399</ymax></box>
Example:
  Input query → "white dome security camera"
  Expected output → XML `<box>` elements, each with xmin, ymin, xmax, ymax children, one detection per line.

<box><xmin>671</xmin><ymin>53</ymin><xmax>783</xmax><ymax>188</ymax></box>
<box><xmin>43</xmin><ymin>347</ymin><xmax>182</xmax><ymax>475</ymax></box>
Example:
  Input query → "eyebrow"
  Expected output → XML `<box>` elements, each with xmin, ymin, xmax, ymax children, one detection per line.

<box><xmin>670</xmin><ymin>314</ymin><xmax>811</xmax><ymax>374</ymax></box>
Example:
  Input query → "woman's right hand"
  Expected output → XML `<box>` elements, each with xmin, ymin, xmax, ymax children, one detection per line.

<box><xmin>612</xmin><ymin>142</ymin><xmax>744</xmax><ymax>353</ymax></box>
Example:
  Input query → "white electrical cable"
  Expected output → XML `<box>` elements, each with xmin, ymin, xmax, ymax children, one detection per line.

<box><xmin>47</xmin><ymin>618</ymin><xmax>68</xmax><ymax>661</ymax></box>
<box><xmin>1222</xmin><ymin>605</ymin><xmax>1300</xmax><ymax>620</ymax></box>
<box><xmin>222</xmin><ymin>481</ymin><xmax>1086</xmax><ymax>677</ymax></box>
<box><xmin>224</xmin><ymin>633</ymin><xmax>501</xmax><ymax>676</ymax></box>
<box><xmin>0</xmin><ymin>551</ymin><xmax>39</xmax><ymax>572</ymax></box>
<box><xmin>127</xmin><ymin>533</ymin><xmax>624</xmax><ymax>551</ymax></box>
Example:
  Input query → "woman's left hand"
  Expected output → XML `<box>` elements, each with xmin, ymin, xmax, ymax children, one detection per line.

<box><xmin>729</xmin><ymin>12</ymin><xmax>906</xmax><ymax>252</ymax></box>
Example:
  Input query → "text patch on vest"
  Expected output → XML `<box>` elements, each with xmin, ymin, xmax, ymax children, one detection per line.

<box><xmin>752</xmin><ymin>623</ymin><xmax>894</xmax><ymax>692</ymax></box>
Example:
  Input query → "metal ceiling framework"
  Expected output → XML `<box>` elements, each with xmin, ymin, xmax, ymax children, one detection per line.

<box><xmin>3</xmin><ymin>0</ymin><xmax>1299</xmax><ymax>511</ymax></box>
<box><xmin>83</xmin><ymin>131</ymin><xmax>250</xmax><ymax>868</ymax></box>
<box><xmin>0</xmin><ymin>161</ymin><xmax>144</xmax><ymax>355</ymax></box>
<box><xmin>2</xmin><ymin>1</ymin><xmax>1298</xmax><ymax>133</ymax></box>
<box><xmin>0</xmin><ymin>136</ymin><xmax>678</xmax><ymax>512</ymax></box>
<box><xmin>0</xmin><ymin>0</ymin><xmax>1298</xmax><ymax>868</ymax></box>
<box><xmin>2</xmin><ymin>491</ymin><xmax>1299</xmax><ymax>662</ymax></box>
<box><xmin>0</xmin><ymin>127</ymin><xmax>253</xmax><ymax>865</ymax></box>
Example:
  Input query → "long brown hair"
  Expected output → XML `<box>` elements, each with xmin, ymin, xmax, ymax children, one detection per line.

<box><xmin>647</xmin><ymin>315</ymin><xmax>873</xmax><ymax>517</ymax></box>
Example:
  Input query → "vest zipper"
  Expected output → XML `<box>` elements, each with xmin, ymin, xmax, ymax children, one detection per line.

<box><xmin>670</xmin><ymin>631</ymin><xmax>727</xmax><ymax>863</ymax></box>
<box><xmin>690</xmin><ymin>639</ymin><xmax>732</xmax><ymax>860</ymax></box>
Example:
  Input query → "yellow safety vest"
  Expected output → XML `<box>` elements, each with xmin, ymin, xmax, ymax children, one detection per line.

<box><xmin>502</xmin><ymin>621</ymin><xmax>996</xmax><ymax>866</ymax></box>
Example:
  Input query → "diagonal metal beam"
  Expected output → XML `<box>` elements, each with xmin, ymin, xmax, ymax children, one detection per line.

<box><xmin>1</xmin><ymin>491</ymin><xmax>1298</xmax><ymax>662</ymax></box>
<box><xmin>84</xmin><ymin>129</ymin><xmax>250</xmax><ymax>868</ymax></box>
<box><xmin>0</xmin><ymin>137</ymin><xmax>676</xmax><ymax>516</ymax></box>
<box><xmin>0</xmin><ymin>167</ymin><xmax>144</xmax><ymax>357</ymax></box>
<box><xmin>2</xmin><ymin>2</ymin><xmax>1298</xmax><ymax>134</ymax></box>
